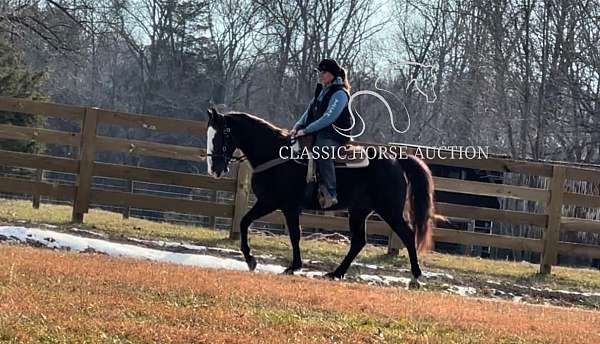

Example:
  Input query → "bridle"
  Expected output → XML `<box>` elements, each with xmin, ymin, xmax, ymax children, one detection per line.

<box><xmin>205</xmin><ymin>121</ymin><xmax>248</xmax><ymax>163</ymax></box>
<box><xmin>206</xmin><ymin>119</ymin><xmax>307</xmax><ymax>175</ymax></box>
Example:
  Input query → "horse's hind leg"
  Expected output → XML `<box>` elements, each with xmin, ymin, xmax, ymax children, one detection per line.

<box><xmin>376</xmin><ymin>208</ymin><xmax>422</xmax><ymax>288</ymax></box>
<box><xmin>324</xmin><ymin>208</ymin><xmax>372</xmax><ymax>279</ymax></box>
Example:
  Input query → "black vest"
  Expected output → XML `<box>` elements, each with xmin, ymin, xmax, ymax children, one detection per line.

<box><xmin>306</xmin><ymin>83</ymin><xmax>352</xmax><ymax>143</ymax></box>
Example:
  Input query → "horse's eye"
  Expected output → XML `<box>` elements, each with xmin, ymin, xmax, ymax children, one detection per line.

<box><xmin>222</xmin><ymin>146</ymin><xmax>227</xmax><ymax>152</ymax></box>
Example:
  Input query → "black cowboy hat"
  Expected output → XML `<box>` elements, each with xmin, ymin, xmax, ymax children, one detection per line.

<box><xmin>314</xmin><ymin>58</ymin><xmax>342</xmax><ymax>77</ymax></box>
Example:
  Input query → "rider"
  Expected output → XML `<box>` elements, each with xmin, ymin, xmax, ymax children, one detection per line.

<box><xmin>289</xmin><ymin>58</ymin><xmax>352</xmax><ymax>209</ymax></box>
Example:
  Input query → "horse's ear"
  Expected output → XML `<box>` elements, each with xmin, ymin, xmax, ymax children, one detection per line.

<box><xmin>207</xmin><ymin>108</ymin><xmax>213</xmax><ymax>120</ymax></box>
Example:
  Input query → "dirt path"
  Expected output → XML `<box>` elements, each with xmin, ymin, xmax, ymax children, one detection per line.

<box><xmin>1</xmin><ymin>244</ymin><xmax>599</xmax><ymax>343</ymax></box>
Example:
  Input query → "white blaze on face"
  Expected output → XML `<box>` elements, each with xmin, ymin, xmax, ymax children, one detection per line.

<box><xmin>207</xmin><ymin>126</ymin><xmax>216</xmax><ymax>177</ymax></box>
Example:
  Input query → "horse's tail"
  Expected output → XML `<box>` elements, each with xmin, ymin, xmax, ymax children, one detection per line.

<box><xmin>398</xmin><ymin>155</ymin><xmax>441</xmax><ymax>252</ymax></box>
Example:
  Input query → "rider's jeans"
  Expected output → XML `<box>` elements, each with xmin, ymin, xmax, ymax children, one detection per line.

<box><xmin>314</xmin><ymin>132</ymin><xmax>343</xmax><ymax>198</ymax></box>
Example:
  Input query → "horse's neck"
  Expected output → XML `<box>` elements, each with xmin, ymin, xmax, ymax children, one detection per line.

<box><xmin>234</xmin><ymin>121</ymin><xmax>287</xmax><ymax>168</ymax></box>
<box><xmin>238</xmin><ymin>139</ymin><xmax>286</xmax><ymax>169</ymax></box>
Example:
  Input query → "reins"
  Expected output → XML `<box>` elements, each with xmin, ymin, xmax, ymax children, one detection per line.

<box><xmin>206</xmin><ymin>120</ymin><xmax>301</xmax><ymax>173</ymax></box>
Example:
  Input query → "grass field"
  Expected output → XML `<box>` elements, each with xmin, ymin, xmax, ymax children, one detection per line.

<box><xmin>1</xmin><ymin>199</ymin><xmax>599</xmax><ymax>294</ymax></box>
<box><xmin>1</xmin><ymin>244</ymin><xmax>599</xmax><ymax>343</ymax></box>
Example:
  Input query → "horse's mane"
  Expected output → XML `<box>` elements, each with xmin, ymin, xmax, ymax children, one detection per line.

<box><xmin>226</xmin><ymin>111</ymin><xmax>289</xmax><ymax>139</ymax></box>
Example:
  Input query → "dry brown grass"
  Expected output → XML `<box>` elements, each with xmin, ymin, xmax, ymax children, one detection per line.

<box><xmin>1</xmin><ymin>244</ymin><xmax>599</xmax><ymax>343</ymax></box>
<box><xmin>1</xmin><ymin>199</ymin><xmax>599</xmax><ymax>294</ymax></box>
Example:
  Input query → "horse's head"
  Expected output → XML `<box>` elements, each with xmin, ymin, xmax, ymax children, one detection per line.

<box><xmin>206</xmin><ymin>107</ymin><xmax>236</xmax><ymax>178</ymax></box>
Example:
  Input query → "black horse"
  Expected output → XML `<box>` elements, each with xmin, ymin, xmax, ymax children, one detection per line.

<box><xmin>206</xmin><ymin>108</ymin><xmax>438</xmax><ymax>286</ymax></box>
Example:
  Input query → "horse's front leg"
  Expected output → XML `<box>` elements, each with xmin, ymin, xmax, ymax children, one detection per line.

<box><xmin>239</xmin><ymin>200</ymin><xmax>277</xmax><ymax>271</ymax></box>
<box><xmin>282</xmin><ymin>207</ymin><xmax>302</xmax><ymax>274</ymax></box>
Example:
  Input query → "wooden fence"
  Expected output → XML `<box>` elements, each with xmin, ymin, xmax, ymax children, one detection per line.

<box><xmin>1</xmin><ymin>97</ymin><xmax>599</xmax><ymax>274</ymax></box>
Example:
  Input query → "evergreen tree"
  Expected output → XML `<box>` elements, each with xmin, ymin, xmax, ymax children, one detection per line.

<box><xmin>0</xmin><ymin>36</ymin><xmax>46</xmax><ymax>152</ymax></box>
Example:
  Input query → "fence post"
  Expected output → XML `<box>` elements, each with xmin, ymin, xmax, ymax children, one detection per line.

<box><xmin>464</xmin><ymin>219</ymin><xmax>475</xmax><ymax>256</ymax></box>
<box><xmin>208</xmin><ymin>189</ymin><xmax>217</xmax><ymax>229</ymax></box>
<box><xmin>72</xmin><ymin>107</ymin><xmax>99</xmax><ymax>223</ymax></box>
<box><xmin>540</xmin><ymin>165</ymin><xmax>566</xmax><ymax>274</ymax></box>
<box><xmin>230</xmin><ymin>159</ymin><xmax>251</xmax><ymax>240</ymax></box>
<box><xmin>122</xmin><ymin>179</ymin><xmax>133</xmax><ymax>219</ymax></box>
<box><xmin>32</xmin><ymin>168</ymin><xmax>43</xmax><ymax>209</ymax></box>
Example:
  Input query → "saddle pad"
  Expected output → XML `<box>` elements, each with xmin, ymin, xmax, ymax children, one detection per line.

<box><xmin>291</xmin><ymin>141</ymin><xmax>369</xmax><ymax>168</ymax></box>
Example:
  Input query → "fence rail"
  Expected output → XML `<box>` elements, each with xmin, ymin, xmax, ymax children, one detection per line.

<box><xmin>92</xmin><ymin>162</ymin><xmax>237</xmax><ymax>192</ymax></box>
<box><xmin>96</xmin><ymin>107</ymin><xmax>207</xmax><ymax>133</ymax></box>
<box><xmin>1</xmin><ymin>96</ymin><xmax>600</xmax><ymax>273</ymax></box>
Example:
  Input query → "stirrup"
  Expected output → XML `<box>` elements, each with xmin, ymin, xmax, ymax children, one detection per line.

<box><xmin>318</xmin><ymin>185</ymin><xmax>338</xmax><ymax>209</ymax></box>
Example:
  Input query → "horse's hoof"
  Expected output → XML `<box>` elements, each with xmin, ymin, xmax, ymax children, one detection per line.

<box><xmin>281</xmin><ymin>268</ymin><xmax>295</xmax><ymax>275</ymax></box>
<box><xmin>408</xmin><ymin>278</ymin><xmax>421</xmax><ymax>290</ymax></box>
<box><xmin>246</xmin><ymin>255</ymin><xmax>257</xmax><ymax>271</ymax></box>
<box><xmin>281</xmin><ymin>264</ymin><xmax>301</xmax><ymax>275</ymax></box>
<box><xmin>324</xmin><ymin>272</ymin><xmax>343</xmax><ymax>280</ymax></box>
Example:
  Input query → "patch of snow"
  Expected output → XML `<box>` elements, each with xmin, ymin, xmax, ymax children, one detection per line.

<box><xmin>297</xmin><ymin>270</ymin><xmax>326</xmax><ymax>278</ymax></box>
<box><xmin>126</xmin><ymin>237</ymin><xmax>255</xmax><ymax>258</ymax></box>
<box><xmin>440</xmin><ymin>283</ymin><xmax>476</xmax><ymax>296</ymax></box>
<box><xmin>208</xmin><ymin>246</ymin><xmax>242</xmax><ymax>255</ymax></box>
<box><xmin>358</xmin><ymin>274</ymin><xmax>413</xmax><ymax>286</ymax></box>
<box><xmin>183</xmin><ymin>244</ymin><xmax>210</xmax><ymax>251</ymax></box>
<box><xmin>543</xmin><ymin>288</ymin><xmax>600</xmax><ymax>298</ymax></box>
<box><xmin>491</xmin><ymin>289</ymin><xmax>506</xmax><ymax>296</ymax></box>
<box><xmin>69</xmin><ymin>228</ymin><xmax>108</xmax><ymax>238</ymax></box>
<box><xmin>127</xmin><ymin>237</ymin><xmax>208</xmax><ymax>252</ymax></box>
<box><xmin>359</xmin><ymin>274</ymin><xmax>384</xmax><ymax>284</ymax></box>
<box><xmin>447</xmin><ymin>285</ymin><xmax>477</xmax><ymax>296</ymax></box>
<box><xmin>382</xmin><ymin>275</ymin><xmax>414</xmax><ymax>285</ymax></box>
<box><xmin>353</xmin><ymin>262</ymin><xmax>380</xmax><ymax>270</ymax></box>
<box><xmin>513</xmin><ymin>283</ymin><xmax>531</xmax><ymax>290</ymax></box>
<box><xmin>0</xmin><ymin>226</ymin><xmax>283</xmax><ymax>274</ymax></box>
<box><xmin>490</xmin><ymin>279</ymin><xmax>600</xmax><ymax>298</ymax></box>
<box><xmin>421</xmin><ymin>271</ymin><xmax>454</xmax><ymax>280</ymax></box>
<box><xmin>352</xmin><ymin>264</ymin><xmax>455</xmax><ymax>281</ymax></box>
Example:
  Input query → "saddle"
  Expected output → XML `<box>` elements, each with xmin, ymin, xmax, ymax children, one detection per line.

<box><xmin>294</xmin><ymin>134</ymin><xmax>369</xmax><ymax>168</ymax></box>
<box><xmin>293</xmin><ymin>134</ymin><xmax>369</xmax><ymax>208</ymax></box>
